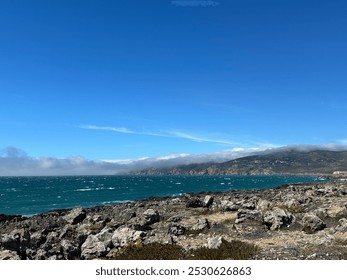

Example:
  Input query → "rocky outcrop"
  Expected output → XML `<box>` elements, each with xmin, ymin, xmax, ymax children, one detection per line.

<box><xmin>1</xmin><ymin>181</ymin><xmax>347</xmax><ymax>260</ymax></box>
<box><xmin>263</xmin><ymin>208</ymin><xmax>294</xmax><ymax>230</ymax></box>
<box><xmin>302</xmin><ymin>213</ymin><xmax>326</xmax><ymax>234</ymax></box>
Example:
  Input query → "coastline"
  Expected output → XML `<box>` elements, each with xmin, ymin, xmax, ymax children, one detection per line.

<box><xmin>1</xmin><ymin>180</ymin><xmax>347</xmax><ymax>260</ymax></box>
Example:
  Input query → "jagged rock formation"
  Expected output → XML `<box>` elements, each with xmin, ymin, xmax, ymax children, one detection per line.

<box><xmin>1</xmin><ymin>181</ymin><xmax>347</xmax><ymax>260</ymax></box>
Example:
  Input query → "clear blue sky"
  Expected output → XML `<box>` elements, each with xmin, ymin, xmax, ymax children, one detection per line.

<box><xmin>1</xmin><ymin>0</ymin><xmax>347</xmax><ymax>161</ymax></box>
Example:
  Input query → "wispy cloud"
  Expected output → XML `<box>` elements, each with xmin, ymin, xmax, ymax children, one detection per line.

<box><xmin>79</xmin><ymin>124</ymin><xmax>239</xmax><ymax>146</ymax></box>
<box><xmin>79</xmin><ymin>125</ymin><xmax>134</xmax><ymax>134</ymax></box>
<box><xmin>166</xmin><ymin>130</ymin><xmax>239</xmax><ymax>145</ymax></box>
<box><xmin>171</xmin><ymin>1</ymin><xmax>220</xmax><ymax>7</ymax></box>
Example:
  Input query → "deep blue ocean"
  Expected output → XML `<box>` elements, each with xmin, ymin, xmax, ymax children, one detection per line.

<box><xmin>0</xmin><ymin>175</ymin><xmax>326</xmax><ymax>216</ymax></box>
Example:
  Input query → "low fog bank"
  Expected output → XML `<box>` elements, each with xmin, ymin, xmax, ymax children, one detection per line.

<box><xmin>1</xmin><ymin>145</ymin><xmax>347</xmax><ymax>176</ymax></box>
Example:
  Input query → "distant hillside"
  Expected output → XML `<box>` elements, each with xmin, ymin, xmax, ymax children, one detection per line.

<box><xmin>132</xmin><ymin>149</ymin><xmax>347</xmax><ymax>176</ymax></box>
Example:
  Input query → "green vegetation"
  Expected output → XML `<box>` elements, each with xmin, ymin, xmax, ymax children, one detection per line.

<box><xmin>187</xmin><ymin>239</ymin><xmax>258</xmax><ymax>260</ymax></box>
<box><xmin>110</xmin><ymin>243</ymin><xmax>184</xmax><ymax>260</ymax></box>
<box><xmin>109</xmin><ymin>240</ymin><xmax>257</xmax><ymax>260</ymax></box>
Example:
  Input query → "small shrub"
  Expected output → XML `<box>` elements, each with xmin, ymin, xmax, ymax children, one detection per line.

<box><xmin>334</xmin><ymin>237</ymin><xmax>347</xmax><ymax>246</ymax></box>
<box><xmin>188</xmin><ymin>239</ymin><xmax>257</xmax><ymax>260</ymax></box>
<box><xmin>110</xmin><ymin>243</ymin><xmax>184</xmax><ymax>260</ymax></box>
<box><xmin>109</xmin><ymin>240</ymin><xmax>257</xmax><ymax>260</ymax></box>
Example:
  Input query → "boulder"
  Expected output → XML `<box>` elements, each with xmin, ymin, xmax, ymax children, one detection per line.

<box><xmin>239</xmin><ymin>200</ymin><xmax>256</xmax><ymax>210</ymax></box>
<box><xmin>142</xmin><ymin>209</ymin><xmax>160</xmax><ymax>225</ymax></box>
<box><xmin>186</xmin><ymin>199</ymin><xmax>203</xmax><ymax>208</ymax></box>
<box><xmin>26</xmin><ymin>248</ymin><xmax>48</xmax><ymax>260</ymax></box>
<box><xmin>0</xmin><ymin>249</ymin><xmax>21</xmax><ymax>260</ymax></box>
<box><xmin>0</xmin><ymin>229</ymin><xmax>30</xmax><ymax>252</ymax></box>
<box><xmin>128</xmin><ymin>209</ymin><xmax>160</xmax><ymax>230</ymax></box>
<box><xmin>221</xmin><ymin>200</ymin><xmax>239</xmax><ymax>211</ymax></box>
<box><xmin>235</xmin><ymin>209</ymin><xmax>262</xmax><ymax>224</ymax></box>
<box><xmin>302</xmin><ymin>213</ymin><xmax>326</xmax><ymax>234</ymax></box>
<box><xmin>190</xmin><ymin>218</ymin><xmax>210</xmax><ymax>231</ymax></box>
<box><xmin>80</xmin><ymin>227</ymin><xmax>114</xmax><ymax>259</ymax></box>
<box><xmin>256</xmin><ymin>199</ymin><xmax>271</xmax><ymax>211</ymax></box>
<box><xmin>335</xmin><ymin>218</ymin><xmax>347</xmax><ymax>232</ymax></box>
<box><xmin>45</xmin><ymin>231</ymin><xmax>60</xmax><ymax>244</ymax></box>
<box><xmin>168</xmin><ymin>225</ymin><xmax>186</xmax><ymax>236</ymax></box>
<box><xmin>1</xmin><ymin>233</ymin><xmax>20</xmax><ymax>251</ymax></box>
<box><xmin>60</xmin><ymin>239</ymin><xmax>80</xmax><ymax>260</ymax></box>
<box><xmin>203</xmin><ymin>195</ymin><xmax>214</xmax><ymax>207</ymax></box>
<box><xmin>114</xmin><ymin>209</ymin><xmax>136</xmax><ymax>224</ymax></box>
<box><xmin>59</xmin><ymin>224</ymin><xmax>77</xmax><ymax>239</ymax></box>
<box><xmin>263</xmin><ymin>207</ymin><xmax>294</xmax><ymax>230</ymax></box>
<box><xmin>63</xmin><ymin>208</ymin><xmax>86</xmax><ymax>225</ymax></box>
<box><xmin>30</xmin><ymin>231</ymin><xmax>46</xmax><ymax>248</ymax></box>
<box><xmin>111</xmin><ymin>227</ymin><xmax>146</xmax><ymax>248</ymax></box>
<box><xmin>81</xmin><ymin>235</ymin><xmax>109</xmax><ymax>259</ymax></box>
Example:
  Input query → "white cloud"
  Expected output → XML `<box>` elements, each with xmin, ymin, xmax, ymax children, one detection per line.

<box><xmin>79</xmin><ymin>125</ymin><xmax>134</xmax><ymax>134</ymax></box>
<box><xmin>166</xmin><ymin>130</ymin><xmax>240</xmax><ymax>145</ymax></box>
<box><xmin>79</xmin><ymin>124</ymin><xmax>241</xmax><ymax>146</ymax></box>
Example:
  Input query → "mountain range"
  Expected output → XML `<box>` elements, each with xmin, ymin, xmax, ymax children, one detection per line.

<box><xmin>132</xmin><ymin>149</ymin><xmax>347</xmax><ymax>176</ymax></box>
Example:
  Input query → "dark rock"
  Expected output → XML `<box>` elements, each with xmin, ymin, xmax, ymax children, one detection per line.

<box><xmin>170</xmin><ymin>216</ymin><xmax>182</xmax><ymax>223</ymax></box>
<box><xmin>239</xmin><ymin>201</ymin><xmax>256</xmax><ymax>210</ymax></box>
<box><xmin>1</xmin><ymin>233</ymin><xmax>20</xmax><ymax>251</ymax></box>
<box><xmin>263</xmin><ymin>207</ymin><xmax>294</xmax><ymax>230</ymax></box>
<box><xmin>168</xmin><ymin>225</ymin><xmax>186</xmax><ymax>236</ymax></box>
<box><xmin>186</xmin><ymin>199</ymin><xmax>203</xmax><ymax>208</ymax></box>
<box><xmin>221</xmin><ymin>200</ymin><xmax>239</xmax><ymax>211</ymax></box>
<box><xmin>63</xmin><ymin>208</ymin><xmax>86</xmax><ymax>225</ymax></box>
<box><xmin>29</xmin><ymin>231</ymin><xmax>46</xmax><ymax>248</ymax></box>
<box><xmin>190</xmin><ymin>218</ymin><xmax>210</xmax><ymax>231</ymax></box>
<box><xmin>142</xmin><ymin>209</ymin><xmax>160</xmax><ymax>225</ymax></box>
<box><xmin>61</xmin><ymin>239</ymin><xmax>80</xmax><ymax>260</ymax></box>
<box><xmin>336</xmin><ymin>208</ymin><xmax>347</xmax><ymax>219</ymax></box>
<box><xmin>0</xmin><ymin>250</ymin><xmax>21</xmax><ymax>260</ymax></box>
<box><xmin>0</xmin><ymin>214</ymin><xmax>25</xmax><ymax>224</ymax></box>
<box><xmin>235</xmin><ymin>209</ymin><xmax>262</xmax><ymax>224</ymax></box>
<box><xmin>302</xmin><ymin>213</ymin><xmax>326</xmax><ymax>234</ymax></box>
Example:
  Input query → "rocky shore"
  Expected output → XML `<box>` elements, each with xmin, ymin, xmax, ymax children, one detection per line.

<box><xmin>1</xmin><ymin>180</ymin><xmax>347</xmax><ymax>260</ymax></box>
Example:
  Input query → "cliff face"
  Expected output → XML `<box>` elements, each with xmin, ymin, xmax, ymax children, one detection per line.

<box><xmin>133</xmin><ymin>150</ymin><xmax>347</xmax><ymax>176</ymax></box>
<box><xmin>1</xmin><ymin>181</ymin><xmax>347</xmax><ymax>260</ymax></box>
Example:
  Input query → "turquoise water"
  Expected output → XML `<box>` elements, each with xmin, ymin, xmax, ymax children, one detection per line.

<box><xmin>0</xmin><ymin>175</ymin><xmax>326</xmax><ymax>216</ymax></box>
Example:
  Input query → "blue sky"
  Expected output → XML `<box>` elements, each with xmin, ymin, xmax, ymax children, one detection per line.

<box><xmin>1</xmin><ymin>0</ymin><xmax>347</xmax><ymax>165</ymax></box>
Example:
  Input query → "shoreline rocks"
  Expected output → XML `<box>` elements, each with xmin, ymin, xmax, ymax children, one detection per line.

<box><xmin>1</xmin><ymin>181</ymin><xmax>347</xmax><ymax>260</ymax></box>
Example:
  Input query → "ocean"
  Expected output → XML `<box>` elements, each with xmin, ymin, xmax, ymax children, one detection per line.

<box><xmin>0</xmin><ymin>175</ymin><xmax>326</xmax><ymax>216</ymax></box>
